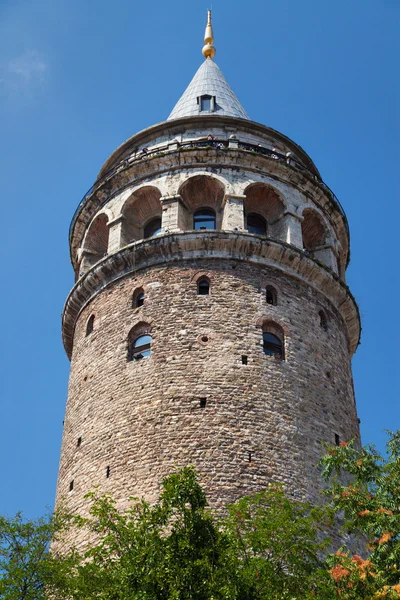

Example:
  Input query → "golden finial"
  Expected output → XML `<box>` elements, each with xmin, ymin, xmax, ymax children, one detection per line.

<box><xmin>202</xmin><ymin>10</ymin><xmax>216</xmax><ymax>59</ymax></box>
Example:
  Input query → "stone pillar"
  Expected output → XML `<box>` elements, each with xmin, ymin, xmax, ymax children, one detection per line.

<box><xmin>313</xmin><ymin>246</ymin><xmax>339</xmax><ymax>274</ymax></box>
<box><xmin>271</xmin><ymin>210</ymin><xmax>303</xmax><ymax>248</ymax></box>
<box><xmin>107</xmin><ymin>216</ymin><xmax>125</xmax><ymax>253</ymax></box>
<box><xmin>78</xmin><ymin>250</ymin><xmax>100</xmax><ymax>275</ymax></box>
<box><xmin>221</xmin><ymin>194</ymin><xmax>245</xmax><ymax>230</ymax></box>
<box><xmin>161</xmin><ymin>195</ymin><xmax>191</xmax><ymax>232</ymax></box>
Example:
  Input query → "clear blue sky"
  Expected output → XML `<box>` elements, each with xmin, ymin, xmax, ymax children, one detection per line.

<box><xmin>0</xmin><ymin>0</ymin><xmax>398</xmax><ymax>519</ymax></box>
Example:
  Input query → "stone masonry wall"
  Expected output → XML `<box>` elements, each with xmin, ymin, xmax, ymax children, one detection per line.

<box><xmin>56</xmin><ymin>258</ymin><xmax>360</xmax><ymax>547</ymax></box>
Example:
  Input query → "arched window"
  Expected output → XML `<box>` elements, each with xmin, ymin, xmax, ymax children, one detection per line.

<box><xmin>86</xmin><ymin>314</ymin><xmax>95</xmax><ymax>336</ymax></box>
<box><xmin>129</xmin><ymin>334</ymin><xmax>152</xmax><ymax>361</ymax></box>
<box><xmin>263</xmin><ymin>332</ymin><xmax>283</xmax><ymax>359</ymax></box>
<box><xmin>319</xmin><ymin>310</ymin><xmax>328</xmax><ymax>332</ymax></box>
<box><xmin>132</xmin><ymin>288</ymin><xmax>145</xmax><ymax>308</ymax></box>
<box><xmin>247</xmin><ymin>213</ymin><xmax>267</xmax><ymax>235</ymax></box>
<box><xmin>266</xmin><ymin>286</ymin><xmax>277</xmax><ymax>306</ymax></box>
<box><xmin>193</xmin><ymin>209</ymin><xmax>216</xmax><ymax>231</ymax></box>
<box><xmin>259</xmin><ymin>321</ymin><xmax>284</xmax><ymax>360</ymax></box>
<box><xmin>144</xmin><ymin>218</ymin><xmax>162</xmax><ymax>239</ymax></box>
<box><xmin>197</xmin><ymin>277</ymin><xmax>210</xmax><ymax>296</ymax></box>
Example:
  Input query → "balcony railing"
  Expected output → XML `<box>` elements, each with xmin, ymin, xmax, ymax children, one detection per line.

<box><xmin>69</xmin><ymin>136</ymin><xmax>348</xmax><ymax>241</ymax></box>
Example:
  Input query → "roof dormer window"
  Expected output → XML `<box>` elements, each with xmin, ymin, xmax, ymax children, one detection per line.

<box><xmin>199</xmin><ymin>95</ymin><xmax>213</xmax><ymax>112</ymax></box>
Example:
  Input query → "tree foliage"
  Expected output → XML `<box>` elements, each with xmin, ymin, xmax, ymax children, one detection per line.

<box><xmin>0</xmin><ymin>511</ymin><xmax>71</xmax><ymax>600</ymax></box>
<box><xmin>320</xmin><ymin>430</ymin><xmax>400</xmax><ymax>599</ymax></box>
<box><xmin>1</xmin><ymin>430</ymin><xmax>399</xmax><ymax>599</ymax></box>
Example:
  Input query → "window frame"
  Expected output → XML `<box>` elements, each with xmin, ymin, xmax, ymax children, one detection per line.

<box><xmin>247</xmin><ymin>212</ymin><xmax>267</xmax><ymax>235</ymax></box>
<box><xmin>262</xmin><ymin>331</ymin><xmax>284</xmax><ymax>359</ymax></box>
<box><xmin>129</xmin><ymin>334</ymin><xmax>152</xmax><ymax>361</ymax></box>
<box><xmin>193</xmin><ymin>208</ymin><xmax>216</xmax><ymax>231</ymax></box>
<box><xmin>199</xmin><ymin>94</ymin><xmax>213</xmax><ymax>112</ymax></box>
<box><xmin>132</xmin><ymin>288</ymin><xmax>145</xmax><ymax>309</ymax></box>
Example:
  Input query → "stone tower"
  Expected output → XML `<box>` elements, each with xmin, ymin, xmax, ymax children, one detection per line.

<box><xmin>56</xmin><ymin>12</ymin><xmax>361</xmax><ymax>524</ymax></box>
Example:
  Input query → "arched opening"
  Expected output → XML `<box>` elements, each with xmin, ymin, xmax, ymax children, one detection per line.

<box><xmin>121</xmin><ymin>186</ymin><xmax>162</xmax><ymax>246</ymax></box>
<box><xmin>263</xmin><ymin>332</ymin><xmax>283</xmax><ymax>359</ymax></box>
<box><xmin>127</xmin><ymin>323</ymin><xmax>152</xmax><ymax>361</ymax></box>
<box><xmin>197</xmin><ymin>277</ymin><xmax>210</xmax><ymax>295</ymax></box>
<box><xmin>86</xmin><ymin>314</ymin><xmax>95</xmax><ymax>336</ymax></box>
<box><xmin>244</xmin><ymin>184</ymin><xmax>285</xmax><ymax>238</ymax></box>
<box><xmin>266</xmin><ymin>286</ymin><xmax>277</xmax><ymax>306</ymax></box>
<box><xmin>247</xmin><ymin>213</ymin><xmax>267</xmax><ymax>235</ymax></box>
<box><xmin>132</xmin><ymin>288</ymin><xmax>145</xmax><ymax>308</ymax></box>
<box><xmin>301</xmin><ymin>208</ymin><xmax>326</xmax><ymax>251</ymax></box>
<box><xmin>193</xmin><ymin>209</ymin><xmax>216</xmax><ymax>230</ymax></box>
<box><xmin>179</xmin><ymin>175</ymin><xmax>225</xmax><ymax>231</ymax></box>
<box><xmin>144</xmin><ymin>217</ymin><xmax>162</xmax><ymax>239</ymax></box>
<box><xmin>259</xmin><ymin>321</ymin><xmax>285</xmax><ymax>360</ymax></box>
<box><xmin>82</xmin><ymin>213</ymin><xmax>109</xmax><ymax>270</ymax></box>
<box><xmin>319</xmin><ymin>310</ymin><xmax>328</xmax><ymax>332</ymax></box>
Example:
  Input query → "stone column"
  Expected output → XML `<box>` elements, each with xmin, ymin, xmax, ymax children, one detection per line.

<box><xmin>271</xmin><ymin>210</ymin><xmax>303</xmax><ymax>248</ymax></box>
<box><xmin>107</xmin><ymin>216</ymin><xmax>125</xmax><ymax>253</ymax></box>
<box><xmin>221</xmin><ymin>194</ymin><xmax>245</xmax><ymax>230</ymax></box>
<box><xmin>313</xmin><ymin>245</ymin><xmax>339</xmax><ymax>274</ymax></box>
<box><xmin>161</xmin><ymin>195</ymin><xmax>191</xmax><ymax>232</ymax></box>
<box><xmin>78</xmin><ymin>250</ymin><xmax>100</xmax><ymax>276</ymax></box>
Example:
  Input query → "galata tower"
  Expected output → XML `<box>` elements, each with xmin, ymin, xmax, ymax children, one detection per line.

<box><xmin>56</xmin><ymin>12</ymin><xmax>361</xmax><ymax>522</ymax></box>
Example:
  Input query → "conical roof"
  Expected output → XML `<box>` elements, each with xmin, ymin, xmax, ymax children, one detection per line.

<box><xmin>167</xmin><ymin>58</ymin><xmax>249</xmax><ymax>121</ymax></box>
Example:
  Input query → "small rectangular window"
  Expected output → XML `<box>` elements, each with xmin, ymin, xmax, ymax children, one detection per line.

<box><xmin>241</xmin><ymin>355</ymin><xmax>248</xmax><ymax>365</ymax></box>
<box><xmin>69</xmin><ymin>480</ymin><xmax>74</xmax><ymax>492</ymax></box>
<box><xmin>335</xmin><ymin>433</ymin><xmax>340</xmax><ymax>446</ymax></box>
<box><xmin>200</xmin><ymin>96</ymin><xmax>211</xmax><ymax>112</ymax></box>
<box><xmin>77</xmin><ymin>437</ymin><xmax>82</xmax><ymax>447</ymax></box>
<box><xmin>200</xmin><ymin>398</ymin><xmax>207</xmax><ymax>408</ymax></box>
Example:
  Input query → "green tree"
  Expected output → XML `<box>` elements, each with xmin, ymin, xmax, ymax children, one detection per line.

<box><xmin>0</xmin><ymin>511</ymin><xmax>72</xmax><ymax>600</ymax></box>
<box><xmin>52</xmin><ymin>468</ymin><xmax>333</xmax><ymax>600</ymax></box>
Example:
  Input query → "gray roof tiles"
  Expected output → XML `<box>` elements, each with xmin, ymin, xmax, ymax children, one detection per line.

<box><xmin>168</xmin><ymin>58</ymin><xmax>249</xmax><ymax>121</ymax></box>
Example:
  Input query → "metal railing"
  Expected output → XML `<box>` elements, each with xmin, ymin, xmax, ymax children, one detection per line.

<box><xmin>69</xmin><ymin>136</ymin><xmax>347</xmax><ymax>241</ymax></box>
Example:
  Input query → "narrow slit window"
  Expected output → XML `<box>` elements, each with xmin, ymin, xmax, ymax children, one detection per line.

<box><xmin>248</xmin><ymin>451</ymin><xmax>253</xmax><ymax>462</ymax></box>
<box><xmin>132</xmin><ymin>288</ymin><xmax>145</xmax><ymax>308</ymax></box>
<box><xmin>266</xmin><ymin>286</ymin><xmax>277</xmax><ymax>306</ymax></box>
<box><xmin>335</xmin><ymin>433</ymin><xmax>340</xmax><ymax>446</ymax></box>
<box><xmin>200</xmin><ymin>398</ymin><xmax>207</xmax><ymax>408</ymax></box>
<box><xmin>86</xmin><ymin>314</ymin><xmax>95</xmax><ymax>336</ymax></box>
<box><xmin>197</xmin><ymin>277</ymin><xmax>210</xmax><ymax>295</ymax></box>
<box><xmin>319</xmin><ymin>310</ymin><xmax>328</xmax><ymax>332</ymax></box>
<box><xmin>69</xmin><ymin>480</ymin><xmax>74</xmax><ymax>492</ymax></box>
<box><xmin>77</xmin><ymin>437</ymin><xmax>82</xmax><ymax>448</ymax></box>
<box><xmin>106</xmin><ymin>466</ymin><xmax>110</xmax><ymax>478</ymax></box>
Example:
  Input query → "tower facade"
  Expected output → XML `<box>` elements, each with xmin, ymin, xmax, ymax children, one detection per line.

<box><xmin>56</xmin><ymin>13</ymin><xmax>361</xmax><ymax>535</ymax></box>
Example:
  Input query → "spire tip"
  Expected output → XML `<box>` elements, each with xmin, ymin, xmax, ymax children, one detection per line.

<box><xmin>202</xmin><ymin>9</ymin><xmax>216</xmax><ymax>59</ymax></box>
